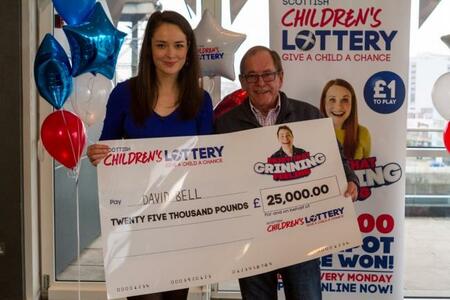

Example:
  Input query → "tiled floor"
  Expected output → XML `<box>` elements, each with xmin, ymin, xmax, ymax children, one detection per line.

<box><xmin>57</xmin><ymin>217</ymin><xmax>450</xmax><ymax>298</ymax></box>
<box><xmin>57</xmin><ymin>238</ymin><xmax>104</xmax><ymax>281</ymax></box>
<box><xmin>404</xmin><ymin>217</ymin><xmax>450</xmax><ymax>298</ymax></box>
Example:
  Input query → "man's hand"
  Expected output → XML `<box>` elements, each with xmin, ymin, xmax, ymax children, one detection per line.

<box><xmin>87</xmin><ymin>144</ymin><xmax>110</xmax><ymax>166</ymax></box>
<box><xmin>344</xmin><ymin>181</ymin><xmax>358</xmax><ymax>202</ymax></box>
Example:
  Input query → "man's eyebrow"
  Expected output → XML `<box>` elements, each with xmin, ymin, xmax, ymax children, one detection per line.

<box><xmin>246</xmin><ymin>69</ymin><xmax>274</xmax><ymax>74</ymax></box>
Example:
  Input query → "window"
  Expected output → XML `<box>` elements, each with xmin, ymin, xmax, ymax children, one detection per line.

<box><xmin>404</xmin><ymin>0</ymin><xmax>450</xmax><ymax>297</ymax></box>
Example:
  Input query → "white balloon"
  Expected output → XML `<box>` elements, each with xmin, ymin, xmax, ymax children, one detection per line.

<box><xmin>194</xmin><ymin>10</ymin><xmax>246</xmax><ymax>81</ymax></box>
<box><xmin>431</xmin><ymin>72</ymin><xmax>450</xmax><ymax>120</ymax></box>
<box><xmin>70</xmin><ymin>73</ymin><xmax>113</xmax><ymax>126</ymax></box>
<box><xmin>201</xmin><ymin>76</ymin><xmax>215</xmax><ymax>95</ymax></box>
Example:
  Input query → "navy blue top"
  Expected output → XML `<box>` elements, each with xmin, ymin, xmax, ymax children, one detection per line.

<box><xmin>100</xmin><ymin>80</ymin><xmax>214</xmax><ymax>140</ymax></box>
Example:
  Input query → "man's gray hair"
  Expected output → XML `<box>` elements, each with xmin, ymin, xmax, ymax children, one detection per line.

<box><xmin>239</xmin><ymin>46</ymin><xmax>283</xmax><ymax>75</ymax></box>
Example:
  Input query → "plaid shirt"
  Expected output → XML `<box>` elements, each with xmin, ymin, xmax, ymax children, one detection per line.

<box><xmin>249</xmin><ymin>93</ymin><xmax>281</xmax><ymax>127</ymax></box>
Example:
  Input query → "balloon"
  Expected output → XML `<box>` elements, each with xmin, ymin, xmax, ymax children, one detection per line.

<box><xmin>444</xmin><ymin>122</ymin><xmax>450</xmax><ymax>153</ymax></box>
<box><xmin>230</xmin><ymin>0</ymin><xmax>248</xmax><ymax>23</ymax></box>
<box><xmin>194</xmin><ymin>10</ymin><xmax>246</xmax><ymax>81</ymax></box>
<box><xmin>98</xmin><ymin>0</ymin><xmax>114</xmax><ymax>24</ymax></box>
<box><xmin>358</xmin><ymin>187</ymin><xmax>372</xmax><ymax>201</ymax></box>
<box><xmin>34</xmin><ymin>34</ymin><xmax>73</xmax><ymax>109</ymax></box>
<box><xmin>105</xmin><ymin>0</ymin><xmax>160</xmax><ymax>25</ymax></box>
<box><xmin>70</xmin><ymin>73</ymin><xmax>113</xmax><ymax>126</ymax></box>
<box><xmin>41</xmin><ymin>110</ymin><xmax>86</xmax><ymax>169</ymax></box>
<box><xmin>431</xmin><ymin>72</ymin><xmax>450</xmax><ymax>120</ymax></box>
<box><xmin>201</xmin><ymin>76</ymin><xmax>215</xmax><ymax>95</ymax></box>
<box><xmin>184</xmin><ymin>0</ymin><xmax>196</xmax><ymax>15</ymax></box>
<box><xmin>214</xmin><ymin>88</ymin><xmax>247</xmax><ymax>119</ymax></box>
<box><xmin>441</xmin><ymin>34</ymin><xmax>450</xmax><ymax>49</ymax></box>
<box><xmin>52</xmin><ymin>0</ymin><xmax>96</xmax><ymax>26</ymax></box>
<box><xmin>63</xmin><ymin>2</ymin><xmax>127</xmax><ymax>79</ymax></box>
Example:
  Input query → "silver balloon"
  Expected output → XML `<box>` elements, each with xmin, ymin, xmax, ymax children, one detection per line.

<box><xmin>154</xmin><ymin>0</ymin><xmax>162</xmax><ymax>12</ymax></box>
<box><xmin>194</xmin><ymin>10</ymin><xmax>246</xmax><ymax>81</ymax></box>
<box><xmin>184</xmin><ymin>0</ymin><xmax>196</xmax><ymax>15</ymax></box>
<box><xmin>230</xmin><ymin>0</ymin><xmax>248</xmax><ymax>23</ymax></box>
<box><xmin>441</xmin><ymin>34</ymin><xmax>450</xmax><ymax>49</ymax></box>
<box><xmin>431</xmin><ymin>72</ymin><xmax>450</xmax><ymax>120</ymax></box>
<box><xmin>105</xmin><ymin>0</ymin><xmax>161</xmax><ymax>25</ymax></box>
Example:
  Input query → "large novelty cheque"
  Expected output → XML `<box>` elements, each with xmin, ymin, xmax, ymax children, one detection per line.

<box><xmin>97</xmin><ymin>118</ymin><xmax>361</xmax><ymax>299</ymax></box>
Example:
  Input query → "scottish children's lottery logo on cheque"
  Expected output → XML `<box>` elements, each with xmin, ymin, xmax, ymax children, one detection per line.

<box><xmin>102</xmin><ymin>144</ymin><xmax>224</xmax><ymax>167</ymax></box>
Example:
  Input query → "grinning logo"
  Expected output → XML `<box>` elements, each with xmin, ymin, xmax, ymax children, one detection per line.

<box><xmin>254</xmin><ymin>152</ymin><xmax>326</xmax><ymax>181</ymax></box>
<box><xmin>256</xmin><ymin>125</ymin><xmax>326</xmax><ymax>181</ymax></box>
<box><xmin>350</xmin><ymin>157</ymin><xmax>402</xmax><ymax>201</ymax></box>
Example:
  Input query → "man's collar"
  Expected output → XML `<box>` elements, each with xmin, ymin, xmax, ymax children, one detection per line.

<box><xmin>249</xmin><ymin>93</ymin><xmax>281</xmax><ymax>116</ymax></box>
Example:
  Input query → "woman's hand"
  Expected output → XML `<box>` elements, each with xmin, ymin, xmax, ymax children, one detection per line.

<box><xmin>344</xmin><ymin>181</ymin><xmax>358</xmax><ymax>202</ymax></box>
<box><xmin>87</xmin><ymin>144</ymin><xmax>110</xmax><ymax>166</ymax></box>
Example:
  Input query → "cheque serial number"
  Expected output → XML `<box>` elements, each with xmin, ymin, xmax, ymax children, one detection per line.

<box><xmin>266</xmin><ymin>184</ymin><xmax>329</xmax><ymax>206</ymax></box>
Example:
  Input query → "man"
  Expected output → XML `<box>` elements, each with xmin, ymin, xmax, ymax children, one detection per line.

<box><xmin>271</xmin><ymin>125</ymin><xmax>305</xmax><ymax>158</ymax></box>
<box><xmin>270</xmin><ymin>125</ymin><xmax>307</xmax><ymax>181</ymax></box>
<box><xmin>215</xmin><ymin>46</ymin><xmax>359</xmax><ymax>300</ymax></box>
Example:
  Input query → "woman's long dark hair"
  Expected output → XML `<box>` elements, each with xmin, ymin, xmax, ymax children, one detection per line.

<box><xmin>130</xmin><ymin>11</ymin><xmax>203</xmax><ymax>125</ymax></box>
<box><xmin>320</xmin><ymin>79</ymin><xmax>359</xmax><ymax>159</ymax></box>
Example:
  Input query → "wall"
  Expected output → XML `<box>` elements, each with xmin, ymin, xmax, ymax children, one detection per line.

<box><xmin>0</xmin><ymin>0</ymin><xmax>25</xmax><ymax>299</ymax></box>
<box><xmin>23</xmin><ymin>0</ymin><xmax>41</xmax><ymax>298</ymax></box>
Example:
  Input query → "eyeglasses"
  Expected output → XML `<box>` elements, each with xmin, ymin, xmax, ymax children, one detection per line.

<box><xmin>242</xmin><ymin>71</ymin><xmax>280</xmax><ymax>83</ymax></box>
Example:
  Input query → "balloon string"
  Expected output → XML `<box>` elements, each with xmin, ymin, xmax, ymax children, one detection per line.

<box><xmin>60</xmin><ymin>109</ymin><xmax>82</xmax><ymax>300</ymax></box>
<box><xmin>75</xmin><ymin>170</ymin><xmax>81</xmax><ymax>300</ymax></box>
<box><xmin>59</xmin><ymin>110</ymin><xmax>79</xmax><ymax>170</ymax></box>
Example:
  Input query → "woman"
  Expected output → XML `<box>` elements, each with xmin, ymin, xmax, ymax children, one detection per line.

<box><xmin>87</xmin><ymin>11</ymin><xmax>213</xmax><ymax>300</ymax></box>
<box><xmin>320</xmin><ymin>78</ymin><xmax>371</xmax><ymax>159</ymax></box>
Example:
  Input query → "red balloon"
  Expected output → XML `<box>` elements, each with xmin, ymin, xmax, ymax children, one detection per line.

<box><xmin>214</xmin><ymin>89</ymin><xmax>247</xmax><ymax>119</ymax></box>
<box><xmin>41</xmin><ymin>110</ymin><xmax>86</xmax><ymax>169</ymax></box>
<box><xmin>444</xmin><ymin>122</ymin><xmax>450</xmax><ymax>153</ymax></box>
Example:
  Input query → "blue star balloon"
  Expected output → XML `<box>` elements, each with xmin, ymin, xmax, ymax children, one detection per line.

<box><xmin>63</xmin><ymin>2</ymin><xmax>127</xmax><ymax>79</ymax></box>
<box><xmin>52</xmin><ymin>0</ymin><xmax>96</xmax><ymax>26</ymax></box>
<box><xmin>34</xmin><ymin>34</ymin><xmax>73</xmax><ymax>110</ymax></box>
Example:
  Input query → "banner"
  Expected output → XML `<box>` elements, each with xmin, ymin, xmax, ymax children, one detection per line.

<box><xmin>97</xmin><ymin>119</ymin><xmax>361</xmax><ymax>299</ymax></box>
<box><xmin>269</xmin><ymin>1</ymin><xmax>409</xmax><ymax>299</ymax></box>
